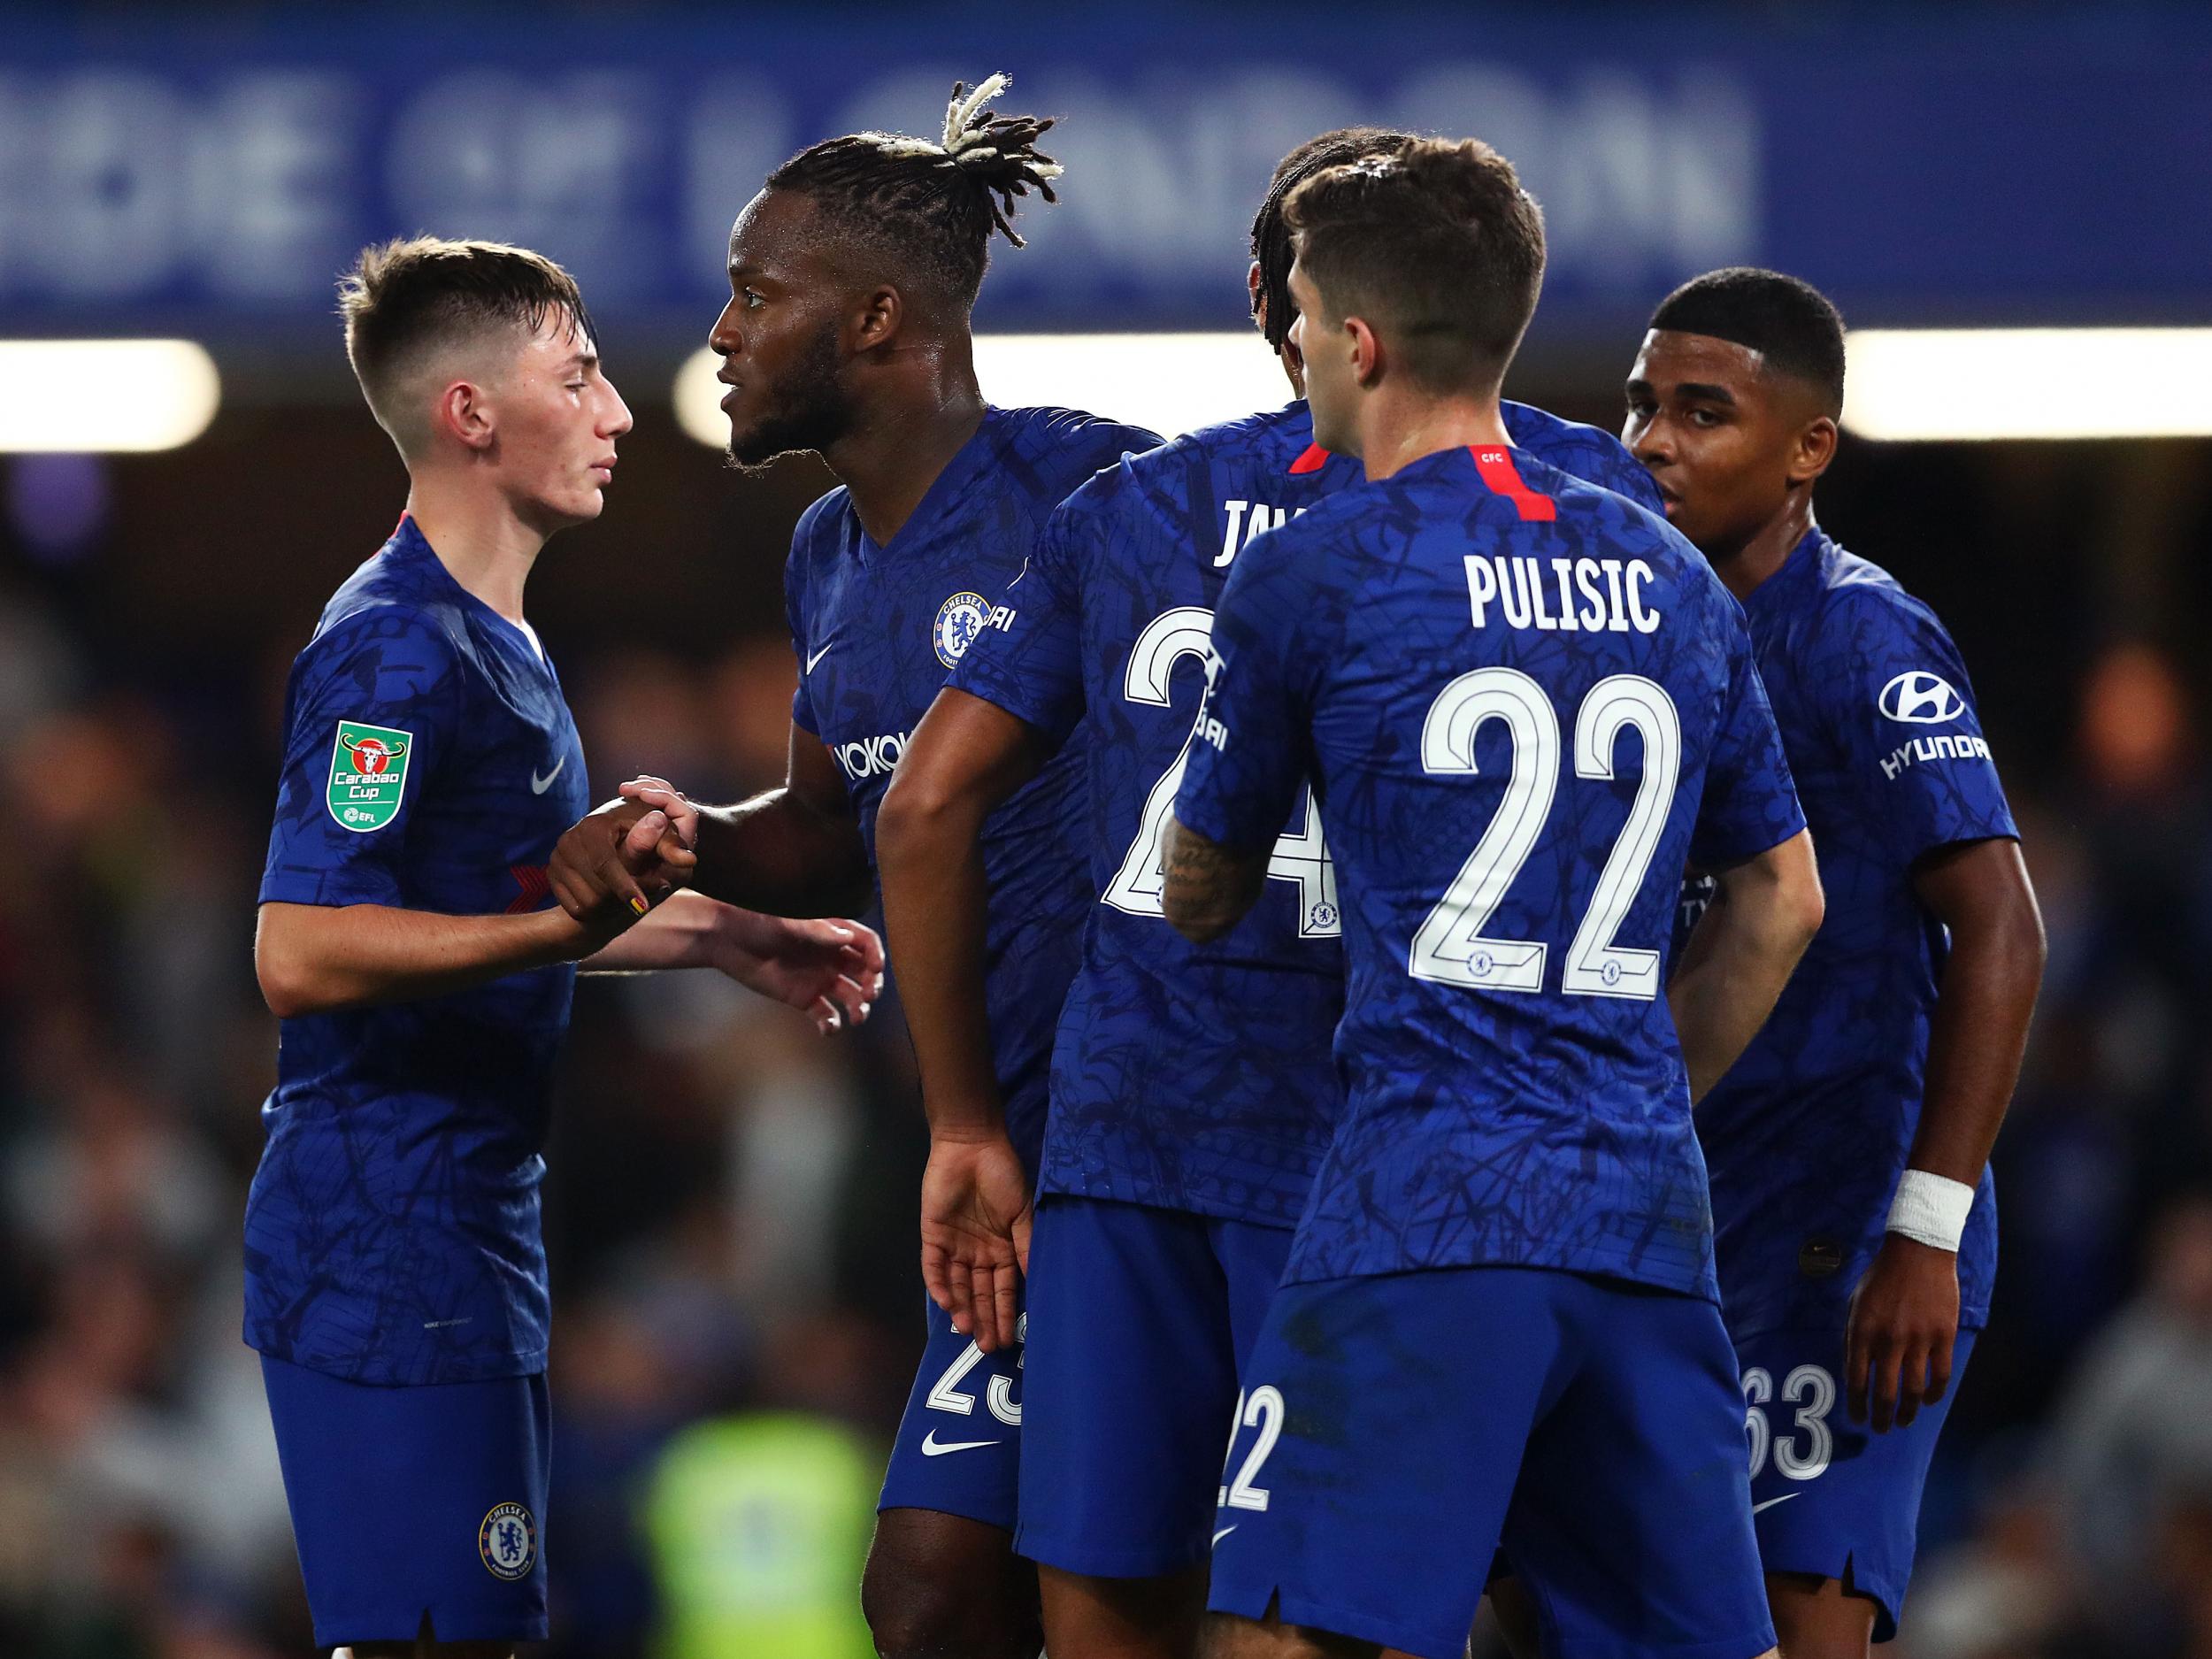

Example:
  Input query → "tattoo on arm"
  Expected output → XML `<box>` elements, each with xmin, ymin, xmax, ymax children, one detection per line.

<box><xmin>1161</xmin><ymin>816</ymin><xmax>1269</xmax><ymax>944</ymax></box>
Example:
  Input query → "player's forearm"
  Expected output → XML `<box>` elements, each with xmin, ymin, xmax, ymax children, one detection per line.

<box><xmin>1669</xmin><ymin>831</ymin><xmax>1823</xmax><ymax>1101</ymax></box>
<box><xmin>580</xmin><ymin>890</ymin><xmax>737</xmax><ymax>973</ymax></box>
<box><xmin>1161</xmin><ymin>814</ymin><xmax>1268</xmax><ymax>945</ymax></box>
<box><xmin>1904</xmin><ymin>888</ymin><xmax>2045</xmax><ymax>1187</ymax></box>
<box><xmin>875</xmin><ymin>781</ymin><xmax>1007</xmax><ymax>1139</ymax></box>
<box><xmin>255</xmin><ymin>901</ymin><xmax>592</xmax><ymax>1018</ymax></box>
<box><xmin>686</xmin><ymin>789</ymin><xmax>874</xmax><ymax>918</ymax></box>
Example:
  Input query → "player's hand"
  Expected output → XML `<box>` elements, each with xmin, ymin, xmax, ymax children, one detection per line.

<box><xmin>1845</xmin><ymin>1234</ymin><xmax>1961</xmax><ymax>1432</ymax></box>
<box><xmin>919</xmin><ymin>1132</ymin><xmax>1032</xmax><ymax>1355</ymax></box>
<box><xmin>618</xmin><ymin>776</ymin><xmax>701</xmax><ymax>863</ymax></box>
<box><xmin>717</xmin><ymin>910</ymin><xmax>885</xmax><ymax>1035</ymax></box>
<box><xmin>549</xmin><ymin>798</ymin><xmax>696</xmax><ymax>922</ymax></box>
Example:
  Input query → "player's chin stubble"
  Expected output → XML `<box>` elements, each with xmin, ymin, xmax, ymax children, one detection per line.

<box><xmin>724</xmin><ymin>321</ymin><xmax>853</xmax><ymax>475</ymax></box>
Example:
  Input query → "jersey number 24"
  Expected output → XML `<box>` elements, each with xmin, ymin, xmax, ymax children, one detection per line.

<box><xmin>1102</xmin><ymin>607</ymin><xmax>1340</xmax><ymax>938</ymax></box>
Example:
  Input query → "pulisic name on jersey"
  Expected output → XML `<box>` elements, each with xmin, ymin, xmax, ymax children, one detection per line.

<box><xmin>1465</xmin><ymin>555</ymin><xmax>1663</xmax><ymax>634</ymax></box>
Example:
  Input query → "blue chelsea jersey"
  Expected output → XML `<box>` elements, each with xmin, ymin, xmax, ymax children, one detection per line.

<box><xmin>1689</xmin><ymin>529</ymin><xmax>2017</xmax><ymax>1339</ymax></box>
<box><xmin>246</xmin><ymin>516</ymin><xmax>591</xmax><ymax>1386</ymax></box>
<box><xmin>951</xmin><ymin>398</ymin><xmax>1663</xmax><ymax>1227</ymax></box>
<box><xmin>1176</xmin><ymin>444</ymin><xmax>1806</xmax><ymax>1296</ymax></box>
<box><xmin>785</xmin><ymin>405</ymin><xmax>1160</xmax><ymax>1172</ymax></box>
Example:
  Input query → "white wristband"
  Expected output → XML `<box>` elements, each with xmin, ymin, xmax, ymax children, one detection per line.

<box><xmin>1886</xmin><ymin>1169</ymin><xmax>1975</xmax><ymax>1252</ymax></box>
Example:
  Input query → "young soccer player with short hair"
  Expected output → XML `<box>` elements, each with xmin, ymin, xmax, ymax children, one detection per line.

<box><xmin>544</xmin><ymin>78</ymin><xmax>1161</xmax><ymax>1659</ymax></box>
<box><xmin>251</xmin><ymin>237</ymin><xmax>879</xmax><ymax>1659</ymax></box>
<box><xmin>1624</xmin><ymin>269</ymin><xmax>2045</xmax><ymax>1656</ymax></box>
<box><xmin>1166</xmin><ymin>140</ymin><xmax>1823</xmax><ymax>1659</ymax></box>
<box><xmin>872</xmin><ymin>124</ymin><xmax>1667</xmax><ymax>1659</ymax></box>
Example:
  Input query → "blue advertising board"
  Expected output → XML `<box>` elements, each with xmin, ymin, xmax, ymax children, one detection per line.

<box><xmin>0</xmin><ymin>4</ymin><xmax>2205</xmax><ymax>341</ymax></box>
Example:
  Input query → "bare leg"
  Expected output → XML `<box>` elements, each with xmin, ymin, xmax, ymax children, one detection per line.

<box><xmin>345</xmin><ymin>1609</ymin><xmax>517</xmax><ymax>1659</ymax></box>
<box><xmin>1200</xmin><ymin>1604</ymin><xmax>1383</xmax><ymax>1659</ymax></box>
<box><xmin>1038</xmin><ymin>1563</ymin><xmax>1209</xmax><ymax>1659</ymax></box>
<box><xmin>1767</xmin><ymin>1571</ymin><xmax>1877</xmax><ymax>1659</ymax></box>
<box><xmin>862</xmin><ymin>1506</ymin><xmax>1042</xmax><ymax>1658</ymax></box>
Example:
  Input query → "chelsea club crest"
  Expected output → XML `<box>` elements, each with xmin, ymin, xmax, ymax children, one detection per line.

<box><xmin>478</xmin><ymin>1502</ymin><xmax>537</xmax><ymax>1580</ymax></box>
<box><xmin>933</xmin><ymin>591</ymin><xmax>989</xmax><ymax>666</ymax></box>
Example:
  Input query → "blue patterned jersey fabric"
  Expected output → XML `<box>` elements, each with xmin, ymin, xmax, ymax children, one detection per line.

<box><xmin>951</xmin><ymin>398</ymin><xmax>1661</xmax><ymax>1227</ymax></box>
<box><xmin>1176</xmin><ymin>442</ymin><xmax>1805</xmax><ymax>1295</ymax></box>
<box><xmin>247</xmin><ymin>516</ymin><xmax>591</xmax><ymax>1386</ymax></box>
<box><xmin>1686</xmin><ymin>528</ymin><xmax>2017</xmax><ymax>1338</ymax></box>
<box><xmin>786</xmin><ymin>404</ymin><xmax>1159</xmax><ymax>1172</ymax></box>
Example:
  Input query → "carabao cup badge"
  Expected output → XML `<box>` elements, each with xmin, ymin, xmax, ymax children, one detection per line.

<box><xmin>934</xmin><ymin>591</ymin><xmax>990</xmax><ymax>666</ymax></box>
<box><xmin>478</xmin><ymin>1502</ymin><xmax>537</xmax><ymax>1580</ymax></box>
<box><xmin>326</xmin><ymin>719</ymin><xmax>412</xmax><ymax>832</ymax></box>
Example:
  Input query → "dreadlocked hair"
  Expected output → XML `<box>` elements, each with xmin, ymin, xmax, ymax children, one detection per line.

<box><xmin>1250</xmin><ymin>127</ymin><xmax>1414</xmax><ymax>350</ymax></box>
<box><xmin>765</xmin><ymin>73</ymin><xmax>1063</xmax><ymax>310</ymax></box>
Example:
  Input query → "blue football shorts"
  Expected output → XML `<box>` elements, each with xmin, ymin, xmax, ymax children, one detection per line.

<box><xmin>260</xmin><ymin>1353</ymin><xmax>549</xmax><ymax>1649</ymax></box>
<box><xmin>879</xmin><ymin>1288</ymin><xmax>1028</xmax><ymax>1529</ymax></box>
<box><xmin>1735</xmin><ymin>1323</ymin><xmax>1978</xmax><ymax>1641</ymax></box>
<box><xmin>1015</xmin><ymin>1193</ymin><xmax>1293</xmax><ymax>1578</ymax></box>
<box><xmin>1208</xmin><ymin>1265</ymin><xmax>1778</xmax><ymax>1659</ymax></box>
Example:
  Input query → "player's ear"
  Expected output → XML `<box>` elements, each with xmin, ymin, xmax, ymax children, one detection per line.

<box><xmin>1347</xmin><ymin>315</ymin><xmax>1384</xmax><ymax>388</ymax></box>
<box><xmin>434</xmin><ymin>380</ymin><xmax>496</xmax><ymax>454</ymax></box>
<box><xmin>1248</xmin><ymin>261</ymin><xmax>1266</xmax><ymax>328</ymax></box>
<box><xmin>1790</xmin><ymin>414</ymin><xmax>1839</xmax><ymax>486</ymax></box>
<box><xmin>853</xmin><ymin>284</ymin><xmax>902</xmax><ymax>354</ymax></box>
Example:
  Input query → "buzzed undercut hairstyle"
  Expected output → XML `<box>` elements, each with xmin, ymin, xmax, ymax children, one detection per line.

<box><xmin>1285</xmin><ymin>136</ymin><xmax>1546</xmax><ymax>394</ymax></box>
<box><xmin>765</xmin><ymin>73</ymin><xmax>1063</xmax><ymax>311</ymax></box>
<box><xmin>1649</xmin><ymin>267</ymin><xmax>1847</xmax><ymax>416</ymax></box>
<box><xmin>1250</xmin><ymin>126</ymin><xmax>1413</xmax><ymax>351</ymax></box>
<box><xmin>339</xmin><ymin>236</ymin><xmax>590</xmax><ymax>456</ymax></box>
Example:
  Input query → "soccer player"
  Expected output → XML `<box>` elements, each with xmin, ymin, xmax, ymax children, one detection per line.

<box><xmin>250</xmin><ymin>237</ymin><xmax>880</xmax><ymax>1659</ymax></box>
<box><xmin>545</xmin><ymin>78</ymin><xmax>1160</xmax><ymax>1659</ymax></box>
<box><xmin>1623</xmin><ymin>269</ymin><xmax>2045</xmax><ymax>1656</ymax></box>
<box><xmin>1164</xmin><ymin>140</ymin><xmax>1824</xmax><ymax>1659</ymax></box>
<box><xmin>872</xmin><ymin>125</ymin><xmax>1667</xmax><ymax>1659</ymax></box>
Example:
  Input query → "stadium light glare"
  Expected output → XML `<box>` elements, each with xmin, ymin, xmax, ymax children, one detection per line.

<box><xmin>674</xmin><ymin>334</ymin><xmax>1288</xmax><ymax>450</ymax></box>
<box><xmin>1844</xmin><ymin>329</ymin><xmax>2212</xmax><ymax>441</ymax></box>
<box><xmin>0</xmin><ymin>340</ymin><xmax>221</xmax><ymax>452</ymax></box>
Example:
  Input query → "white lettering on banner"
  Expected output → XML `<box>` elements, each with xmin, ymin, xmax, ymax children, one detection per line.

<box><xmin>0</xmin><ymin>60</ymin><xmax>1758</xmax><ymax>306</ymax></box>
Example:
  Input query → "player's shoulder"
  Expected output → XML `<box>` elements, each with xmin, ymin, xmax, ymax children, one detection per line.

<box><xmin>785</xmin><ymin>485</ymin><xmax>856</xmax><ymax>584</ymax></box>
<box><xmin>303</xmin><ymin>534</ymin><xmax>471</xmax><ymax>671</ymax></box>
<box><xmin>1072</xmin><ymin>398</ymin><xmax>1310</xmax><ymax>514</ymax></box>
<box><xmin>995</xmin><ymin>404</ymin><xmax>1165</xmax><ymax>491</ymax></box>
<box><xmin>1796</xmin><ymin>534</ymin><xmax>1957</xmax><ymax>655</ymax></box>
<box><xmin>1502</xmin><ymin>400</ymin><xmax>1664</xmax><ymax>513</ymax></box>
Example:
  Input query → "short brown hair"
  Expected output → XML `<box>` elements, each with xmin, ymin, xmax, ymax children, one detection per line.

<box><xmin>337</xmin><ymin>236</ymin><xmax>591</xmax><ymax>454</ymax></box>
<box><xmin>1285</xmin><ymin>137</ymin><xmax>1545</xmax><ymax>393</ymax></box>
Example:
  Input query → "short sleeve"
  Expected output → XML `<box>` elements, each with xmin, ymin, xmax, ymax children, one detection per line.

<box><xmin>1171</xmin><ymin>534</ymin><xmax>1315</xmax><ymax>850</ymax></box>
<box><xmin>1813</xmin><ymin>588</ymin><xmax>2018</xmax><ymax>862</ymax></box>
<box><xmin>784</xmin><ymin>538</ymin><xmax>819</xmax><ymax>736</ymax></box>
<box><xmin>949</xmin><ymin>498</ymin><xmax>1091</xmax><ymax>746</ymax></box>
<box><xmin>1690</xmin><ymin>620</ymin><xmax>1808</xmax><ymax>869</ymax></box>
<box><xmin>260</xmin><ymin>607</ymin><xmax>462</xmax><ymax>908</ymax></box>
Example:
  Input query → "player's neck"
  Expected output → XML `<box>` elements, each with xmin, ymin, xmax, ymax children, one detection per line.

<box><xmin>1709</xmin><ymin>494</ymin><xmax>1817</xmax><ymax>603</ymax></box>
<box><xmin>402</xmin><ymin>480</ymin><xmax>546</xmax><ymax>625</ymax></box>
<box><xmin>824</xmin><ymin>351</ymin><xmax>988</xmax><ymax>547</ymax></box>
<box><xmin>1356</xmin><ymin>387</ymin><xmax>1512</xmax><ymax>482</ymax></box>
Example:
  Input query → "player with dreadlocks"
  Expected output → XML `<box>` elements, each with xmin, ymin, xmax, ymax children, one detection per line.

<box><xmin>867</xmin><ymin>127</ymin><xmax>1666</xmax><ymax>1659</ymax></box>
<box><xmin>548</xmin><ymin>75</ymin><xmax>1160</xmax><ymax>1659</ymax></box>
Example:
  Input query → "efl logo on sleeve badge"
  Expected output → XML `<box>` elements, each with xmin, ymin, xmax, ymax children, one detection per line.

<box><xmin>478</xmin><ymin>1502</ymin><xmax>537</xmax><ymax>1580</ymax></box>
<box><xmin>326</xmin><ymin>719</ymin><xmax>411</xmax><ymax>832</ymax></box>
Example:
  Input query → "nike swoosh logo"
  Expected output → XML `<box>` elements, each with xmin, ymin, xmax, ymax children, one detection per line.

<box><xmin>1212</xmin><ymin>1525</ymin><xmax>1238</xmax><ymax>1547</ymax></box>
<box><xmin>1752</xmin><ymin>1494</ymin><xmax>1801</xmax><ymax>1516</ymax></box>
<box><xmin>804</xmin><ymin>640</ymin><xmax>834</xmax><ymax>672</ymax></box>
<box><xmin>920</xmin><ymin>1430</ymin><xmax>1001</xmax><ymax>1457</ymax></box>
<box><xmin>530</xmin><ymin>757</ymin><xmax>565</xmax><ymax>795</ymax></box>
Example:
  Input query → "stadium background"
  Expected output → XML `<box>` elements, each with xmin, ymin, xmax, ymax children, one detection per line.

<box><xmin>2</xmin><ymin>2</ymin><xmax>2209</xmax><ymax>1654</ymax></box>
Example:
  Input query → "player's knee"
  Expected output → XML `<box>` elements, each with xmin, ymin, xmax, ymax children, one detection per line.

<box><xmin>861</xmin><ymin>1535</ymin><xmax>1037</xmax><ymax>1659</ymax></box>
